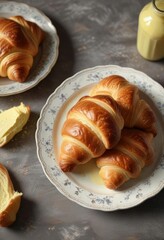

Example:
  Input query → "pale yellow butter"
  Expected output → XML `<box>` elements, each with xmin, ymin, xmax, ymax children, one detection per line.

<box><xmin>0</xmin><ymin>103</ymin><xmax>30</xmax><ymax>147</ymax></box>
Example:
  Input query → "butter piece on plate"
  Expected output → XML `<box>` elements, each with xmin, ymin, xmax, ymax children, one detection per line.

<box><xmin>0</xmin><ymin>103</ymin><xmax>30</xmax><ymax>147</ymax></box>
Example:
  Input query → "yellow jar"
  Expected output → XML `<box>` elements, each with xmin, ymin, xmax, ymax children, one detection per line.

<box><xmin>137</xmin><ymin>0</ymin><xmax>164</xmax><ymax>61</ymax></box>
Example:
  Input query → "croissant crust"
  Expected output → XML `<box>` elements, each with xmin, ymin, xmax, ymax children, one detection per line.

<box><xmin>90</xmin><ymin>75</ymin><xmax>157</xmax><ymax>136</ymax></box>
<box><xmin>96</xmin><ymin>128</ymin><xmax>154</xmax><ymax>189</ymax></box>
<box><xmin>59</xmin><ymin>95</ymin><xmax>124</xmax><ymax>172</ymax></box>
<box><xmin>0</xmin><ymin>16</ymin><xmax>44</xmax><ymax>82</ymax></box>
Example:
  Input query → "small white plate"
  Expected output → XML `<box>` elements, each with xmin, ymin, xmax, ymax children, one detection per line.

<box><xmin>36</xmin><ymin>65</ymin><xmax>164</xmax><ymax>211</ymax></box>
<box><xmin>0</xmin><ymin>1</ymin><xmax>59</xmax><ymax>96</ymax></box>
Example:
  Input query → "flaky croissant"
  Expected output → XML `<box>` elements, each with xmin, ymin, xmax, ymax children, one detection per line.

<box><xmin>59</xmin><ymin>95</ymin><xmax>124</xmax><ymax>172</ymax></box>
<box><xmin>96</xmin><ymin>128</ymin><xmax>154</xmax><ymax>190</ymax></box>
<box><xmin>0</xmin><ymin>163</ymin><xmax>22</xmax><ymax>227</ymax></box>
<box><xmin>0</xmin><ymin>16</ymin><xmax>44</xmax><ymax>82</ymax></box>
<box><xmin>90</xmin><ymin>75</ymin><xmax>157</xmax><ymax>136</ymax></box>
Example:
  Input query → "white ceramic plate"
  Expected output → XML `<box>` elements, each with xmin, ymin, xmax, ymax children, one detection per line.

<box><xmin>36</xmin><ymin>65</ymin><xmax>164</xmax><ymax>211</ymax></box>
<box><xmin>0</xmin><ymin>1</ymin><xmax>59</xmax><ymax>96</ymax></box>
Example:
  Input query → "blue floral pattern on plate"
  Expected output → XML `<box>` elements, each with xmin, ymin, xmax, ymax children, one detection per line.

<box><xmin>36</xmin><ymin>65</ymin><xmax>164</xmax><ymax>211</ymax></box>
<box><xmin>0</xmin><ymin>1</ymin><xmax>59</xmax><ymax>96</ymax></box>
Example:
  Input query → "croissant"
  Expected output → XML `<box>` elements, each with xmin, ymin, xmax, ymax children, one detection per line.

<box><xmin>59</xmin><ymin>95</ymin><xmax>124</xmax><ymax>172</ymax></box>
<box><xmin>0</xmin><ymin>163</ymin><xmax>22</xmax><ymax>227</ymax></box>
<box><xmin>90</xmin><ymin>75</ymin><xmax>157</xmax><ymax>136</ymax></box>
<box><xmin>96</xmin><ymin>128</ymin><xmax>154</xmax><ymax>190</ymax></box>
<box><xmin>0</xmin><ymin>15</ymin><xmax>44</xmax><ymax>82</ymax></box>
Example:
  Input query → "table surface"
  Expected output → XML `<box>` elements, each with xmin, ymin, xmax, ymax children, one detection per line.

<box><xmin>0</xmin><ymin>0</ymin><xmax>164</xmax><ymax>239</ymax></box>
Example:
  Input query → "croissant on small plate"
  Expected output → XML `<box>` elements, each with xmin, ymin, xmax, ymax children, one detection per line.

<box><xmin>0</xmin><ymin>16</ymin><xmax>44</xmax><ymax>82</ymax></box>
<box><xmin>96</xmin><ymin>128</ymin><xmax>155</xmax><ymax>190</ymax></box>
<box><xmin>90</xmin><ymin>75</ymin><xmax>157</xmax><ymax>136</ymax></box>
<box><xmin>59</xmin><ymin>95</ymin><xmax>124</xmax><ymax>172</ymax></box>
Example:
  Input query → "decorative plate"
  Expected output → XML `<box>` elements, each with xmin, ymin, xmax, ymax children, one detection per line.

<box><xmin>0</xmin><ymin>1</ymin><xmax>59</xmax><ymax>96</ymax></box>
<box><xmin>36</xmin><ymin>65</ymin><xmax>164</xmax><ymax>211</ymax></box>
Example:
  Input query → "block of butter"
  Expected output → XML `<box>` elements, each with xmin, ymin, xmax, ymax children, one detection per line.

<box><xmin>0</xmin><ymin>102</ymin><xmax>30</xmax><ymax>147</ymax></box>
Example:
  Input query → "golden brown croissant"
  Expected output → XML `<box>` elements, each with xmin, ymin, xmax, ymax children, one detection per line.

<box><xmin>0</xmin><ymin>163</ymin><xmax>22</xmax><ymax>227</ymax></box>
<box><xmin>90</xmin><ymin>75</ymin><xmax>157</xmax><ymax>136</ymax></box>
<box><xmin>59</xmin><ymin>95</ymin><xmax>124</xmax><ymax>172</ymax></box>
<box><xmin>0</xmin><ymin>16</ymin><xmax>44</xmax><ymax>82</ymax></box>
<box><xmin>96</xmin><ymin>128</ymin><xmax>154</xmax><ymax>190</ymax></box>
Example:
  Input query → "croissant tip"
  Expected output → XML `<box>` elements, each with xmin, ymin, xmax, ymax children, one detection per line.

<box><xmin>143</xmin><ymin>128</ymin><xmax>157</xmax><ymax>138</ymax></box>
<box><xmin>60</xmin><ymin>163</ymin><xmax>75</xmax><ymax>172</ymax></box>
<box><xmin>103</xmin><ymin>178</ymin><xmax>125</xmax><ymax>190</ymax></box>
<box><xmin>8</xmin><ymin>71</ymin><xmax>28</xmax><ymax>83</ymax></box>
<box><xmin>10</xmin><ymin>73</ymin><xmax>28</xmax><ymax>83</ymax></box>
